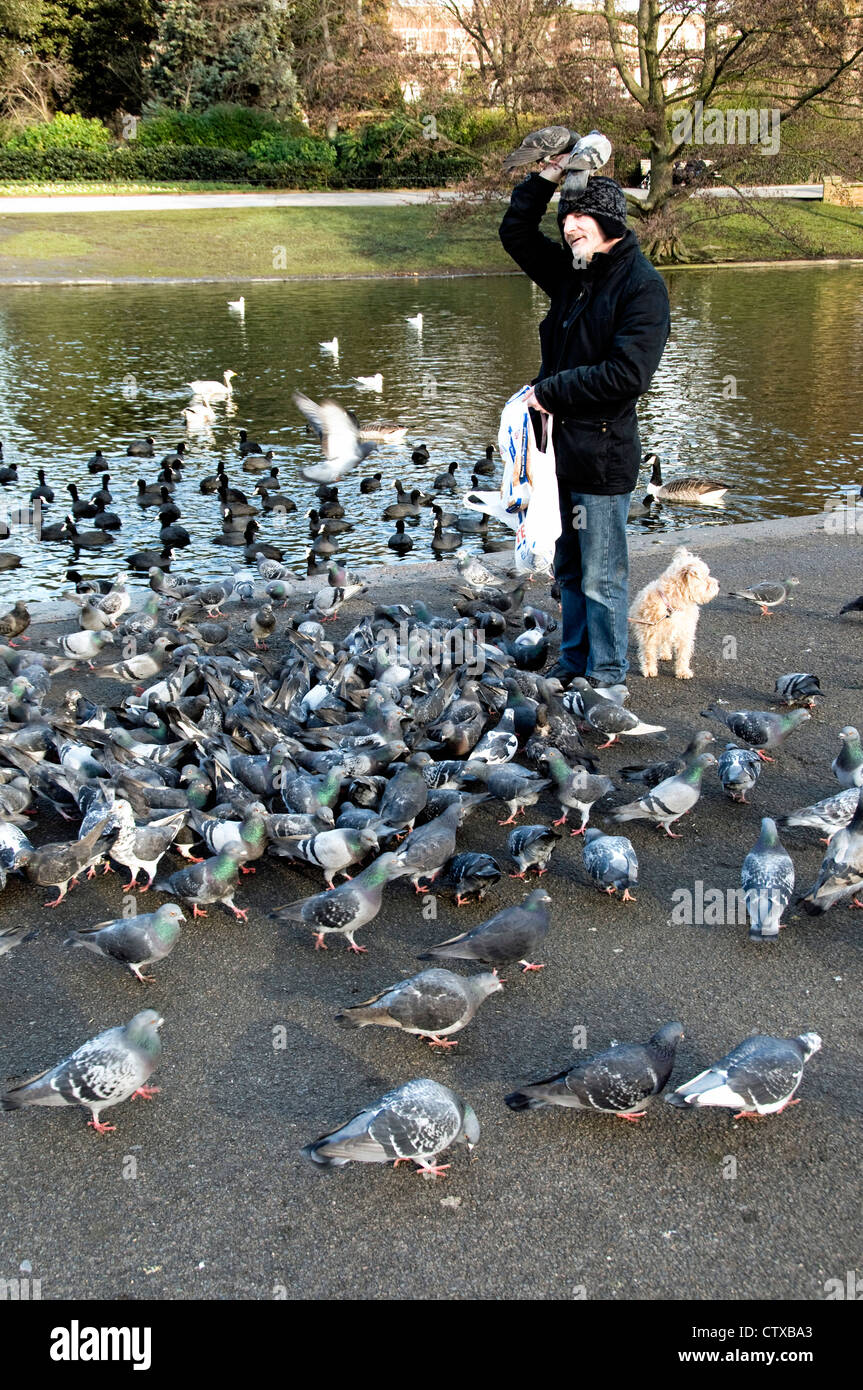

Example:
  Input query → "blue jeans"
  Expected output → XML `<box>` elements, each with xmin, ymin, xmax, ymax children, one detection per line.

<box><xmin>553</xmin><ymin>485</ymin><xmax>632</xmax><ymax>684</ymax></box>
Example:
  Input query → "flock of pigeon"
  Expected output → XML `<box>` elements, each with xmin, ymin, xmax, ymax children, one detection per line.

<box><xmin>0</xmin><ymin>469</ymin><xmax>853</xmax><ymax>1178</ymax></box>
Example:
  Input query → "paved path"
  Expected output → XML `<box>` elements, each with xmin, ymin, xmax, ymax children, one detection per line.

<box><xmin>0</xmin><ymin>185</ymin><xmax>825</xmax><ymax>215</ymax></box>
<box><xmin>2</xmin><ymin>510</ymin><xmax>860</xmax><ymax>1299</ymax></box>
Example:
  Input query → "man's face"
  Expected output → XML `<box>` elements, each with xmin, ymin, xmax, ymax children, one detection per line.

<box><xmin>563</xmin><ymin>213</ymin><xmax>619</xmax><ymax>265</ymax></box>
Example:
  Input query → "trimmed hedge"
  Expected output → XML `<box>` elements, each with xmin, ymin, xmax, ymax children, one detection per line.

<box><xmin>0</xmin><ymin>143</ymin><xmax>476</xmax><ymax>188</ymax></box>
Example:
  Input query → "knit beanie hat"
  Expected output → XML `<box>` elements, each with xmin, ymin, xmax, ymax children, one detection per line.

<box><xmin>557</xmin><ymin>174</ymin><xmax>629</xmax><ymax>242</ymax></box>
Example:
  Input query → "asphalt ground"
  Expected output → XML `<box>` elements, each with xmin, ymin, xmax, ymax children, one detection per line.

<box><xmin>1</xmin><ymin>509</ymin><xmax>861</xmax><ymax>1301</ymax></box>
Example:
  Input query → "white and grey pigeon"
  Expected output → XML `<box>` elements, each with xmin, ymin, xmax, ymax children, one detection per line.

<box><xmin>774</xmin><ymin>672</ymin><xmax>821</xmax><ymax>708</ymax></box>
<box><xmin>568</xmin><ymin>679</ymin><xmax>664</xmax><ymax>748</ymax></box>
<box><xmin>582</xmin><ymin>827</ymin><xmax>638</xmax><ymax>901</ymax></box>
<box><xmin>302</xmin><ymin>1078</ymin><xmax>479</xmax><ymax>1177</ymax></box>
<box><xmin>271</xmin><ymin>826</ymin><xmax>379</xmax><ymax>889</ymax></box>
<box><xmin>666</xmin><ymin>1032</ymin><xmax>821</xmax><ymax>1119</ymax></box>
<box><xmin>505</xmin><ymin>1022</ymin><xmax>683</xmax><ymax>1119</ymax></box>
<box><xmin>741</xmin><ymin>817</ymin><xmax>794</xmax><ymax>940</ymax></box>
<box><xmin>336</xmin><ymin>968</ymin><xmax>502</xmax><ymax>1048</ymax></box>
<box><xmin>778</xmin><ymin>785</ymin><xmax>859</xmax><ymax>842</ymax></box>
<box><xmin>702</xmin><ymin>705</ymin><xmax>810</xmax><ymax>761</ymax></box>
<box><xmin>717</xmin><ymin>742</ymin><xmax>762</xmax><ymax>803</ymax></box>
<box><xmin>462</xmin><ymin>762</ymin><xmax>550</xmax><ymax>825</ymax></box>
<box><xmin>268</xmin><ymin>851</ymin><xmax>402</xmax><ymax>951</ymax></box>
<box><xmin>418</xmin><ymin>887</ymin><xmax>552</xmax><ymax>973</ymax></box>
<box><xmin>611</xmin><ymin>753</ymin><xmax>717</xmax><ymax>837</ymax></box>
<box><xmin>63</xmin><ymin>904</ymin><xmax>185</xmax><ymax>982</ymax></box>
<box><xmin>294</xmin><ymin>392</ymin><xmax>377</xmax><ymax>483</ymax></box>
<box><xmin>470</xmin><ymin>708</ymin><xmax>518</xmax><ymax>765</ymax></box>
<box><xmin>798</xmin><ymin>786</ymin><xmax>863</xmax><ymax>915</ymax></box>
<box><xmin>557</xmin><ymin>130</ymin><xmax>614</xmax><ymax>195</ymax></box>
<box><xmin>832</xmin><ymin>726</ymin><xmax>863</xmax><ymax>788</ymax></box>
<box><xmin>729</xmin><ymin>577</ymin><xmax>799</xmax><ymax>616</ymax></box>
<box><xmin>1</xmin><ymin>1009</ymin><xmax>164</xmax><ymax>1133</ymax></box>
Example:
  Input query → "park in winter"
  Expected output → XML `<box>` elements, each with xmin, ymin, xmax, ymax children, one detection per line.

<box><xmin>0</xmin><ymin>0</ymin><xmax>860</xmax><ymax>1335</ymax></box>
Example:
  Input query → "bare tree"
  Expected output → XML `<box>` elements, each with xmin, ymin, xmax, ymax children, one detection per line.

<box><xmin>437</xmin><ymin>0</ymin><xmax>572</xmax><ymax>121</ymax></box>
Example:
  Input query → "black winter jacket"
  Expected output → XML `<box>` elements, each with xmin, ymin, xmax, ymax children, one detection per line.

<box><xmin>499</xmin><ymin>172</ymin><xmax>670</xmax><ymax>495</ymax></box>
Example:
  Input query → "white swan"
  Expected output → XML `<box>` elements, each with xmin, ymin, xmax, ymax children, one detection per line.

<box><xmin>182</xmin><ymin>404</ymin><xmax>215</xmax><ymax>430</ymax></box>
<box><xmin>406</xmin><ymin>313</ymin><xmax>423</xmax><ymax>330</ymax></box>
<box><xmin>188</xmin><ymin>368</ymin><xmax>236</xmax><ymax>401</ymax></box>
<box><xmin>319</xmin><ymin>338</ymin><xmax>339</xmax><ymax>356</ymax></box>
<box><xmin>227</xmin><ymin>297</ymin><xmax>245</xmax><ymax>314</ymax></box>
<box><xmin>353</xmin><ymin>373</ymin><xmax>383</xmax><ymax>392</ymax></box>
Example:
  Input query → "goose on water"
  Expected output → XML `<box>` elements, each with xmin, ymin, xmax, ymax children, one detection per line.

<box><xmin>642</xmin><ymin>454</ymin><xmax>728</xmax><ymax>506</ymax></box>
<box><xmin>360</xmin><ymin>422</ymin><xmax>407</xmax><ymax>444</ymax></box>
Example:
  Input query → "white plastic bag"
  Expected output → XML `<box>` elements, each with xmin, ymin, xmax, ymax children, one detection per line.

<box><xmin>462</xmin><ymin>385</ymin><xmax>561</xmax><ymax>575</ymax></box>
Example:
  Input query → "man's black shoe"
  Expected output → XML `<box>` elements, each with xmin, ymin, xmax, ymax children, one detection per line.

<box><xmin>545</xmin><ymin>661</ymin><xmax>582</xmax><ymax>688</ymax></box>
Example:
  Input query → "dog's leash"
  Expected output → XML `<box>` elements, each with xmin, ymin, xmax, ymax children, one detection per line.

<box><xmin>628</xmin><ymin>584</ymin><xmax>681</xmax><ymax>626</ymax></box>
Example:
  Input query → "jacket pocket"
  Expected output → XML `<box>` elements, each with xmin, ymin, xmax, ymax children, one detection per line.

<box><xmin>554</xmin><ymin>417</ymin><xmax>611</xmax><ymax>490</ymax></box>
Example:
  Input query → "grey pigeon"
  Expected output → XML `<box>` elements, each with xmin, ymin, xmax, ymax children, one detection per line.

<box><xmin>832</xmin><ymin>726</ymin><xmax>863</xmax><ymax>788</ymax></box>
<box><xmin>582</xmin><ymin>827</ymin><xmax>638</xmax><ymax>901</ymax></box>
<box><xmin>25</xmin><ymin>816</ymin><xmax>112</xmax><ymax>906</ymax></box>
<box><xmin>611</xmin><ymin>753</ymin><xmax>716</xmax><ymax>837</ymax></box>
<box><xmin>1</xmin><ymin>1009</ymin><xmax>164</xmax><ymax>1133</ymax></box>
<box><xmin>0</xmin><ymin>924</ymin><xmax>36</xmax><ymax>958</ymax></box>
<box><xmin>717</xmin><ymin>742</ymin><xmax>762</xmax><ymax>803</ymax></box>
<box><xmin>393</xmin><ymin>800</ymin><xmax>463</xmax><ymax>891</ymax></box>
<box><xmin>154</xmin><ymin>843</ymin><xmax>249</xmax><ymax>920</ymax></box>
<box><xmin>666</xmin><ymin>1032</ymin><xmax>821</xmax><ymax>1118</ymax></box>
<box><xmin>619</xmin><ymin>730</ymin><xmax>715</xmax><ymax>788</ymax></box>
<box><xmin>774</xmin><ymin>672</ymin><xmax>821</xmax><ymax>708</ymax></box>
<box><xmin>508</xmin><ymin>823</ymin><xmax>561</xmax><ymax>878</ymax></box>
<box><xmin>729</xmin><ymin>577</ymin><xmax>798</xmax><ymax>615</ymax></box>
<box><xmin>702</xmin><ymin>704</ymin><xmax>810</xmax><ymax>760</ymax></box>
<box><xmin>798</xmin><ymin>787</ymin><xmax>863</xmax><ymax>915</ymax></box>
<box><xmin>568</xmin><ymin>679</ymin><xmax>664</xmax><ymax>747</ymax></box>
<box><xmin>418</xmin><ymin>887</ymin><xmax>552</xmax><ymax>973</ymax></box>
<box><xmin>421</xmin><ymin>852</ymin><xmax>501</xmax><ymax>905</ymax></box>
<box><xmin>505</xmin><ymin>1022</ymin><xmax>683</xmax><ymax>1119</ymax></box>
<box><xmin>377</xmin><ymin>756</ymin><xmax>428</xmax><ymax>832</ymax></box>
<box><xmin>302</xmin><ymin>1078</ymin><xmax>479</xmax><ymax>1177</ymax></box>
<box><xmin>269</xmin><ymin>851</ymin><xmax>402</xmax><ymax>951</ymax></box>
<box><xmin>741</xmin><ymin>817</ymin><xmax>794</xmax><ymax>940</ymax></box>
<box><xmin>462</xmin><ymin>761</ymin><xmax>550</xmax><ymax>824</ymax></box>
<box><xmin>540</xmin><ymin>746</ymin><xmax>613</xmax><ymax>831</ymax></box>
<box><xmin>502</xmin><ymin>125</ymin><xmax>579</xmax><ymax>171</ymax></box>
<box><xmin>64</xmin><ymin>903</ymin><xmax>185</xmax><ymax>982</ymax></box>
<box><xmin>336</xmin><ymin>968</ymin><xmax>502</xmax><ymax>1047</ymax></box>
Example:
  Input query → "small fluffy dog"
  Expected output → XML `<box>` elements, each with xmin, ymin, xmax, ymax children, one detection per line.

<box><xmin>629</xmin><ymin>547</ymin><xmax>719</xmax><ymax>679</ymax></box>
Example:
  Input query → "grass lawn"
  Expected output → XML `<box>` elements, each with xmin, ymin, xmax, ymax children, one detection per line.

<box><xmin>0</xmin><ymin>196</ymin><xmax>859</xmax><ymax>280</ymax></box>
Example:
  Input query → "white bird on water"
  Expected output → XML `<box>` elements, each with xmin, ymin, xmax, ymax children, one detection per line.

<box><xmin>320</xmin><ymin>337</ymin><xmax>339</xmax><ymax>357</ymax></box>
<box><xmin>406</xmin><ymin>313</ymin><xmax>423</xmax><ymax>331</ymax></box>
<box><xmin>182</xmin><ymin>404</ymin><xmax>215</xmax><ymax>431</ymax></box>
<box><xmin>187</xmin><ymin>368</ymin><xmax>236</xmax><ymax>402</ymax></box>
<box><xmin>227</xmin><ymin>296</ymin><xmax>245</xmax><ymax>315</ymax></box>
<box><xmin>353</xmin><ymin>373</ymin><xmax>383</xmax><ymax>392</ymax></box>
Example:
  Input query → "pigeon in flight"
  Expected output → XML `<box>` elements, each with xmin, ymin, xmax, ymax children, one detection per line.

<box><xmin>294</xmin><ymin>392</ymin><xmax>377</xmax><ymax>484</ymax></box>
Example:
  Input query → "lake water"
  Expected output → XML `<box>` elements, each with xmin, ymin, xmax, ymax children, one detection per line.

<box><xmin>0</xmin><ymin>263</ymin><xmax>861</xmax><ymax>599</ymax></box>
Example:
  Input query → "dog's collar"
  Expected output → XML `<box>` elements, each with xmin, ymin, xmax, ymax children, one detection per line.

<box><xmin>656</xmin><ymin>584</ymin><xmax>678</xmax><ymax>618</ymax></box>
